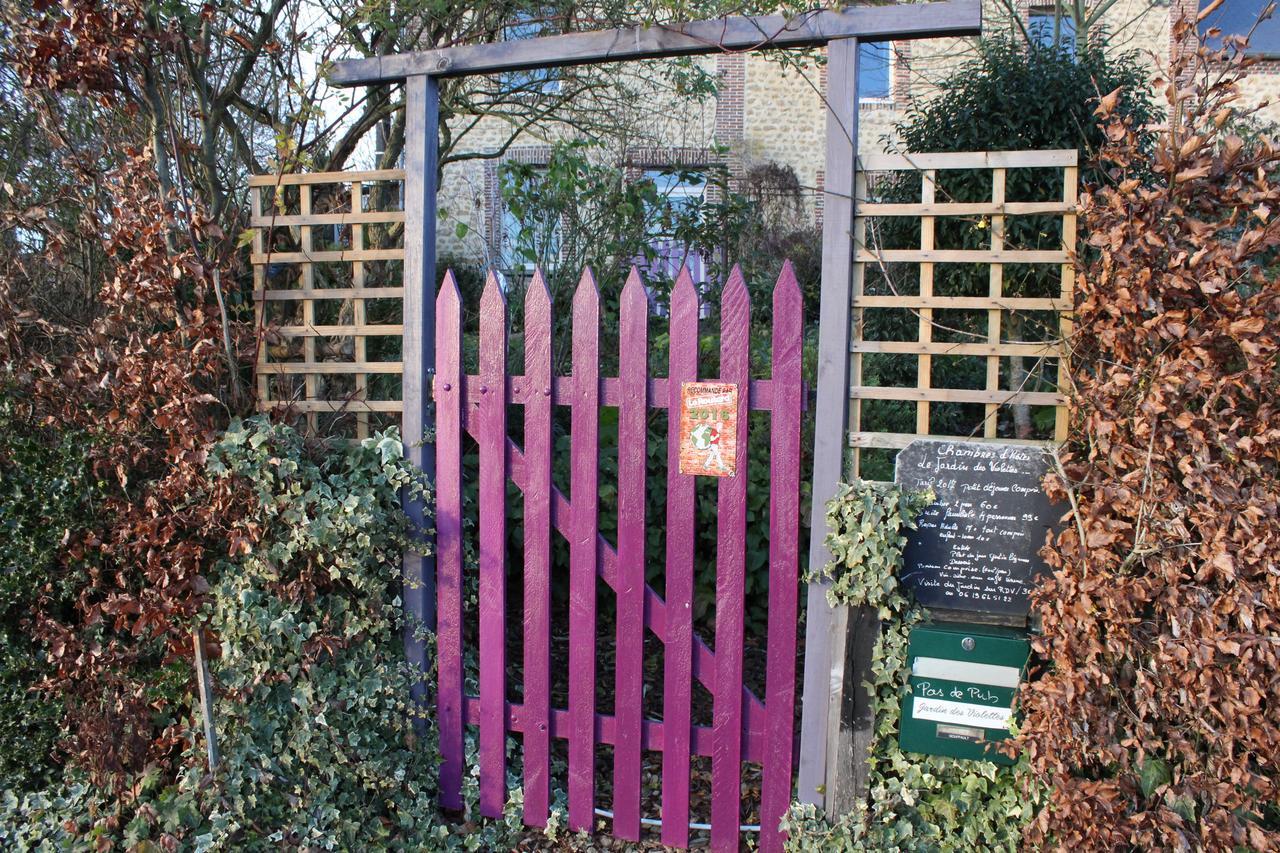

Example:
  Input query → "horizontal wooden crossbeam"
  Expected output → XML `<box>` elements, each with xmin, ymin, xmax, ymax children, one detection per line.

<box><xmin>329</xmin><ymin>1</ymin><xmax>982</xmax><ymax>84</ymax></box>
<box><xmin>460</xmin><ymin>697</ymin><xmax>770</xmax><ymax>764</ymax></box>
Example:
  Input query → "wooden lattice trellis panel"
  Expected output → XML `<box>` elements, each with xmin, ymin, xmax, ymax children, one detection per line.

<box><xmin>848</xmin><ymin>149</ymin><xmax>1077</xmax><ymax>477</ymax></box>
<box><xmin>250</xmin><ymin>170</ymin><xmax>407</xmax><ymax>438</ymax></box>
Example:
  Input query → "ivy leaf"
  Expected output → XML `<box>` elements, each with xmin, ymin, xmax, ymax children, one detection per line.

<box><xmin>1138</xmin><ymin>757</ymin><xmax>1171</xmax><ymax>799</ymax></box>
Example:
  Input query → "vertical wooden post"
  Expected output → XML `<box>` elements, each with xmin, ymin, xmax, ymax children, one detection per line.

<box><xmin>985</xmin><ymin>168</ymin><xmax>1005</xmax><ymax>438</ymax></box>
<box><xmin>477</xmin><ymin>274</ymin><xmax>509</xmax><ymax>818</ymax></box>
<box><xmin>568</xmin><ymin>269</ymin><xmax>602</xmax><ymax>832</ymax></box>
<box><xmin>613</xmin><ymin>268</ymin><xmax>649</xmax><ymax>842</ymax></box>
<box><xmin>661</xmin><ymin>268</ymin><xmax>700</xmax><ymax>849</ymax></box>
<box><xmin>434</xmin><ymin>274</ymin><xmax>464</xmax><ymax>809</ymax></box>
<box><xmin>192</xmin><ymin>628</ymin><xmax>219</xmax><ymax>771</ymax></box>
<box><xmin>711</xmin><ymin>266</ymin><xmax>751</xmax><ymax>851</ymax></box>
<box><xmin>1056</xmin><ymin>162</ymin><xmax>1078</xmax><ymax>443</ymax></box>
<box><xmin>522</xmin><ymin>272</ymin><xmax>554</xmax><ymax>826</ymax></box>
<box><xmin>402</xmin><ymin>73</ymin><xmax>439</xmax><ymax>715</ymax></box>
<box><xmin>917</xmin><ymin>170</ymin><xmax>937</xmax><ymax>437</ymax></box>
<box><xmin>300</xmin><ymin>185</ymin><xmax>318</xmax><ymax>434</ymax></box>
<box><xmin>760</xmin><ymin>262</ymin><xmax>805</xmax><ymax>850</ymax></box>
<box><xmin>797</xmin><ymin>36</ymin><xmax>861</xmax><ymax>813</ymax></box>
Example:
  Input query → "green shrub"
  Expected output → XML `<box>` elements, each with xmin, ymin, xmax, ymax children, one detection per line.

<box><xmin>189</xmin><ymin>417</ymin><xmax>439</xmax><ymax>848</ymax></box>
<box><xmin>894</xmin><ymin>34</ymin><xmax>1160</xmax><ymax>162</ymax></box>
<box><xmin>0</xmin><ymin>386</ymin><xmax>101</xmax><ymax>790</ymax></box>
<box><xmin>0</xmin><ymin>418</ymin><xmax>537</xmax><ymax>850</ymax></box>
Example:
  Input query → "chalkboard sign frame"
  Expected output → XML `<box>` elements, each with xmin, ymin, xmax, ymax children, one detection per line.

<box><xmin>894</xmin><ymin>439</ymin><xmax>1058</xmax><ymax>619</ymax></box>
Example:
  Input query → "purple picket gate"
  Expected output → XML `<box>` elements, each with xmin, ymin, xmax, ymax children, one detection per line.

<box><xmin>433</xmin><ymin>262</ymin><xmax>804</xmax><ymax>851</ymax></box>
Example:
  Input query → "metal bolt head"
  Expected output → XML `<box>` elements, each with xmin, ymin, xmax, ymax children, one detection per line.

<box><xmin>961</xmin><ymin>636</ymin><xmax>976</xmax><ymax>652</ymax></box>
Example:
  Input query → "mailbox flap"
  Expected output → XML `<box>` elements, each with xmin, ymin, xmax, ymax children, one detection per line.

<box><xmin>906</xmin><ymin>622</ymin><xmax>1029</xmax><ymax>677</ymax></box>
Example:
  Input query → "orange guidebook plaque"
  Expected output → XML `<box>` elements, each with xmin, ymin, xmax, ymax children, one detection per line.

<box><xmin>677</xmin><ymin>381</ymin><xmax>739</xmax><ymax>477</ymax></box>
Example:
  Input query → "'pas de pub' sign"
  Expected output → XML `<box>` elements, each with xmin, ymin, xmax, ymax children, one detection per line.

<box><xmin>895</xmin><ymin>439</ymin><xmax>1057</xmax><ymax>618</ymax></box>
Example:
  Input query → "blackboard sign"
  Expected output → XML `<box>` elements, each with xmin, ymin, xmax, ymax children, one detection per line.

<box><xmin>895</xmin><ymin>440</ymin><xmax>1056</xmax><ymax>617</ymax></box>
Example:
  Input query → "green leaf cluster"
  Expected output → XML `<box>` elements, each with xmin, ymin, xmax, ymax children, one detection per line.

<box><xmin>805</xmin><ymin>479</ymin><xmax>933</xmax><ymax>617</ymax></box>
<box><xmin>0</xmin><ymin>385</ymin><xmax>102</xmax><ymax>790</ymax></box>
<box><xmin>784</xmin><ymin>481</ymin><xmax>1046</xmax><ymax>851</ymax></box>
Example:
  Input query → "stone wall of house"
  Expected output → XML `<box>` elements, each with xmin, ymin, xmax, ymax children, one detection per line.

<box><xmin>432</xmin><ymin>60</ymin><xmax>719</xmax><ymax>263</ymax></box>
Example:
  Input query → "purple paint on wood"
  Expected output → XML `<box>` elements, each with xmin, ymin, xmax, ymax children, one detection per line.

<box><xmin>477</xmin><ymin>272</ymin><xmax>509</xmax><ymax>818</ymax></box>
<box><xmin>568</xmin><ymin>268</ymin><xmax>601</xmax><ymax>832</ymax></box>
<box><xmin>464</xmin><ymin>695</ymin><xmax>770</xmax><ymax>761</ymax></box>
<box><xmin>760</xmin><ymin>261</ymin><xmax>805</xmax><ymax>852</ymax></box>
<box><xmin>612</xmin><ymin>268</ymin><xmax>649</xmax><ymax>841</ymax></box>
<box><xmin>462</xmin><ymin>374</ymin><xmax>789</xmax><ymax>411</ymax></box>
<box><xmin>454</xmin><ymin>418</ymin><xmax>770</xmax><ymax>724</ymax></box>
<box><xmin>434</xmin><ymin>272</ymin><xmax>465</xmax><ymax>810</ymax></box>
<box><xmin>522</xmin><ymin>271</ymin><xmax>553</xmax><ymax>827</ymax></box>
<box><xmin>661</xmin><ymin>266</ymin><xmax>699</xmax><ymax>849</ymax></box>
<box><xmin>710</xmin><ymin>266</ymin><xmax>751</xmax><ymax>852</ymax></box>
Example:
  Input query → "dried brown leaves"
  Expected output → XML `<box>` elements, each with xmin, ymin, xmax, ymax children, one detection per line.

<box><xmin>3</xmin><ymin>149</ymin><xmax>251</xmax><ymax>787</ymax></box>
<box><xmin>1018</xmin><ymin>21</ymin><xmax>1280</xmax><ymax>851</ymax></box>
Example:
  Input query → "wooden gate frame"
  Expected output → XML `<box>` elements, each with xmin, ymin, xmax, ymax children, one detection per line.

<box><xmin>327</xmin><ymin>0</ymin><xmax>984</xmax><ymax>823</ymax></box>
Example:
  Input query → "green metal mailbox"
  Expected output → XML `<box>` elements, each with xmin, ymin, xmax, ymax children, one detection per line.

<box><xmin>898</xmin><ymin>622</ymin><xmax>1030</xmax><ymax>764</ymax></box>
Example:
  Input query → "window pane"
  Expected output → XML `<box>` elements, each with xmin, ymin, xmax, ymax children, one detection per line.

<box><xmin>645</xmin><ymin>169</ymin><xmax>706</xmax><ymax>219</ymax></box>
<box><xmin>1029</xmin><ymin>9</ymin><xmax>1077</xmax><ymax>54</ymax></box>
<box><xmin>638</xmin><ymin>169</ymin><xmax>708</xmax><ymax>289</ymax></box>
<box><xmin>858</xmin><ymin>42</ymin><xmax>892</xmax><ymax>100</ymax></box>
<box><xmin>500</xmin><ymin>167</ymin><xmax>560</xmax><ymax>270</ymax></box>
<box><xmin>1198</xmin><ymin>0</ymin><xmax>1280</xmax><ymax>55</ymax></box>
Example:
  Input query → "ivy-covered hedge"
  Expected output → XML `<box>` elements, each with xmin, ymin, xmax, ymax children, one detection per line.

<box><xmin>787</xmin><ymin>481</ymin><xmax>1046</xmax><ymax>851</ymax></box>
<box><xmin>0</xmin><ymin>387</ymin><xmax>100</xmax><ymax>790</ymax></box>
<box><xmin>0</xmin><ymin>418</ymin><xmax>535</xmax><ymax>850</ymax></box>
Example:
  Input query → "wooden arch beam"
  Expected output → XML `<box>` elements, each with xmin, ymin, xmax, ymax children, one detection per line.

<box><xmin>329</xmin><ymin>0</ymin><xmax>980</xmax><ymax>85</ymax></box>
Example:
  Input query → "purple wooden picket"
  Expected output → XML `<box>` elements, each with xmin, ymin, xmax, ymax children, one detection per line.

<box><xmin>612</xmin><ymin>268</ymin><xmax>649</xmax><ymax>841</ymax></box>
<box><xmin>477</xmin><ymin>273</ymin><xmax>509</xmax><ymax>818</ymax></box>
<box><xmin>568</xmin><ymin>269</ymin><xmax>601</xmax><ymax>831</ymax></box>
<box><xmin>711</xmin><ymin>266</ymin><xmax>750</xmax><ymax>852</ymax></box>
<box><xmin>661</xmin><ymin>266</ymin><xmax>700</xmax><ymax>849</ymax></box>
<box><xmin>760</xmin><ymin>261</ymin><xmax>804</xmax><ymax>851</ymax></box>
<box><xmin>434</xmin><ymin>272</ymin><xmax>464</xmax><ymax>811</ymax></box>
<box><xmin>430</xmin><ymin>262</ymin><xmax>806</xmax><ymax>850</ymax></box>
<box><xmin>522</xmin><ymin>271</ymin><xmax>553</xmax><ymax>826</ymax></box>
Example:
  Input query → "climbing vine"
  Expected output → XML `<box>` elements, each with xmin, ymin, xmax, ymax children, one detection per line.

<box><xmin>0</xmin><ymin>419</ymin><xmax>542</xmax><ymax>850</ymax></box>
<box><xmin>804</xmin><ymin>479</ymin><xmax>934</xmax><ymax>614</ymax></box>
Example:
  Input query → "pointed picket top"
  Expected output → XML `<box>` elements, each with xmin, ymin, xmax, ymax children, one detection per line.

<box><xmin>772</xmin><ymin>259</ymin><xmax>802</xmax><ymax>317</ymax></box>
<box><xmin>671</xmin><ymin>263</ymin><xmax>699</xmax><ymax>317</ymax></box>
<box><xmin>438</xmin><ymin>268</ymin><xmax>462</xmax><ymax>313</ymax></box>
<box><xmin>722</xmin><ymin>263</ymin><xmax>750</xmax><ymax>317</ymax></box>
<box><xmin>621</xmin><ymin>265</ymin><xmax>648</xmax><ymax>312</ymax></box>
<box><xmin>573</xmin><ymin>265</ymin><xmax>601</xmax><ymax>310</ymax></box>
<box><xmin>481</xmin><ymin>269</ymin><xmax>507</xmax><ymax>315</ymax></box>
<box><xmin>526</xmin><ymin>267</ymin><xmax>552</xmax><ymax>320</ymax></box>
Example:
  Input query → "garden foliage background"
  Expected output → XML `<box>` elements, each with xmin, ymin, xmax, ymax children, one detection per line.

<box><xmin>0</xmin><ymin>1</ymin><xmax>1277</xmax><ymax>849</ymax></box>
